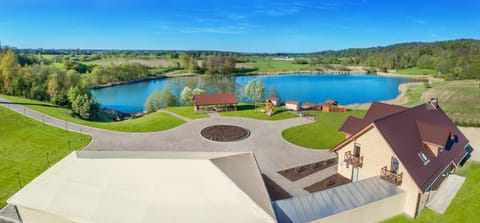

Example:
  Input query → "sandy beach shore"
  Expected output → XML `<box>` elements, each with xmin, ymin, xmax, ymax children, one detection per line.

<box><xmin>346</xmin><ymin>82</ymin><xmax>423</xmax><ymax>110</ymax></box>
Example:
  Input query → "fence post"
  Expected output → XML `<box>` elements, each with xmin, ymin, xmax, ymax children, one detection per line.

<box><xmin>16</xmin><ymin>171</ymin><xmax>22</xmax><ymax>188</ymax></box>
<box><xmin>46</xmin><ymin>152</ymin><xmax>51</xmax><ymax>167</ymax></box>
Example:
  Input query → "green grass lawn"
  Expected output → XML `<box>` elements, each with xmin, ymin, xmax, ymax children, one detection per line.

<box><xmin>403</xmin><ymin>83</ymin><xmax>431</xmax><ymax>107</ymax></box>
<box><xmin>403</xmin><ymin>80</ymin><xmax>480</xmax><ymax>126</ymax></box>
<box><xmin>282</xmin><ymin>110</ymin><xmax>366</xmax><ymax>149</ymax></box>
<box><xmin>396</xmin><ymin>67</ymin><xmax>437</xmax><ymax>75</ymax></box>
<box><xmin>162</xmin><ymin>106</ymin><xmax>208</xmax><ymax>119</ymax></box>
<box><xmin>236</xmin><ymin>58</ymin><xmax>325</xmax><ymax>74</ymax></box>
<box><xmin>0</xmin><ymin>106</ymin><xmax>91</xmax><ymax>208</ymax></box>
<box><xmin>219</xmin><ymin>104</ymin><xmax>299</xmax><ymax>120</ymax></box>
<box><xmin>52</xmin><ymin>62</ymin><xmax>65</xmax><ymax>69</ymax></box>
<box><xmin>0</xmin><ymin>95</ymin><xmax>186</xmax><ymax>132</ymax></box>
<box><xmin>383</xmin><ymin>161</ymin><xmax>480</xmax><ymax>223</ymax></box>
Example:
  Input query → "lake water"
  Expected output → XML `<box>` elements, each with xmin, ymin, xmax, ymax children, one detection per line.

<box><xmin>91</xmin><ymin>74</ymin><xmax>412</xmax><ymax>113</ymax></box>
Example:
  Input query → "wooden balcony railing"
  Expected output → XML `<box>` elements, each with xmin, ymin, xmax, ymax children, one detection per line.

<box><xmin>344</xmin><ymin>151</ymin><xmax>363</xmax><ymax>168</ymax></box>
<box><xmin>380</xmin><ymin>166</ymin><xmax>403</xmax><ymax>186</ymax></box>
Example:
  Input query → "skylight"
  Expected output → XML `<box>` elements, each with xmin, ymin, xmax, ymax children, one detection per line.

<box><xmin>418</xmin><ymin>152</ymin><xmax>430</xmax><ymax>165</ymax></box>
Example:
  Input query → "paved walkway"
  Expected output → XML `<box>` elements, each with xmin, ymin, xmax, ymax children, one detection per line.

<box><xmin>427</xmin><ymin>175</ymin><xmax>465</xmax><ymax>214</ymax></box>
<box><xmin>0</xmin><ymin>98</ymin><xmax>337</xmax><ymax>197</ymax></box>
<box><xmin>459</xmin><ymin>127</ymin><xmax>480</xmax><ymax>162</ymax></box>
<box><xmin>0</xmin><ymin>205</ymin><xmax>19</xmax><ymax>223</ymax></box>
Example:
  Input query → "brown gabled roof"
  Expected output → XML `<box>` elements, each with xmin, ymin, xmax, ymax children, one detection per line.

<box><xmin>267</xmin><ymin>97</ymin><xmax>279</xmax><ymax>102</ymax></box>
<box><xmin>364</xmin><ymin>102</ymin><xmax>407</xmax><ymax>122</ymax></box>
<box><xmin>193</xmin><ymin>93</ymin><xmax>237</xmax><ymax>106</ymax></box>
<box><xmin>325</xmin><ymin>99</ymin><xmax>337</xmax><ymax>105</ymax></box>
<box><xmin>374</xmin><ymin>103</ymin><xmax>469</xmax><ymax>191</ymax></box>
<box><xmin>416</xmin><ymin>121</ymin><xmax>451</xmax><ymax>148</ymax></box>
<box><xmin>302</xmin><ymin>102</ymin><xmax>316</xmax><ymax>108</ymax></box>
<box><xmin>339</xmin><ymin>116</ymin><xmax>371</xmax><ymax>135</ymax></box>
<box><xmin>331</xmin><ymin>124</ymin><xmax>374</xmax><ymax>152</ymax></box>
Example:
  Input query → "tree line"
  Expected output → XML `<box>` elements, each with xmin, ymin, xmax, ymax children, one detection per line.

<box><xmin>0</xmin><ymin>49</ymin><xmax>98</xmax><ymax>120</ymax></box>
<box><xmin>181</xmin><ymin>54</ymin><xmax>236</xmax><ymax>75</ymax></box>
<box><xmin>308</xmin><ymin>39</ymin><xmax>480</xmax><ymax>80</ymax></box>
<box><xmin>143</xmin><ymin>78</ymin><xmax>280</xmax><ymax>113</ymax></box>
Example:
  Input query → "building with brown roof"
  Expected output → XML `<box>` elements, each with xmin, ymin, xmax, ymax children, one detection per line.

<box><xmin>331</xmin><ymin>99</ymin><xmax>471</xmax><ymax>218</ymax></box>
<box><xmin>301</xmin><ymin>102</ymin><xmax>316</xmax><ymax>110</ymax></box>
<box><xmin>320</xmin><ymin>99</ymin><xmax>348</xmax><ymax>112</ymax></box>
<box><xmin>193</xmin><ymin>93</ymin><xmax>237</xmax><ymax>113</ymax></box>
<box><xmin>267</xmin><ymin>97</ymin><xmax>280</xmax><ymax>106</ymax></box>
<box><xmin>285</xmin><ymin>100</ymin><xmax>300</xmax><ymax>111</ymax></box>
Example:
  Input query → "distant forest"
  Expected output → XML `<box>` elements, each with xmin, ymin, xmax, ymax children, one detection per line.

<box><xmin>12</xmin><ymin>38</ymin><xmax>480</xmax><ymax>80</ymax></box>
<box><xmin>309</xmin><ymin>39</ymin><xmax>480</xmax><ymax>80</ymax></box>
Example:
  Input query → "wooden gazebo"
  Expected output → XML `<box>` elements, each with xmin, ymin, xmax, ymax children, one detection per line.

<box><xmin>193</xmin><ymin>93</ymin><xmax>238</xmax><ymax>113</ymax></box>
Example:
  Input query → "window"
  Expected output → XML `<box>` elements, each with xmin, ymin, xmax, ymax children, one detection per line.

<box><xmin>354</xmin><ymin>143</ymin><xmax>361</xmax><ymax>157</ymax></box>
<box><xmin>418</xmin><ymin>152</ymin><xmax>430</xmax><ymax>165</ymax></box>
<box><xmin>391</xmin><ymin>156</ymin><xmax>399</xmax><ymax>173</ymax></box>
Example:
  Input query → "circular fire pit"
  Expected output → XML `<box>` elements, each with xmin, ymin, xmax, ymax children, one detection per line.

<box><xmin>201</xmin><ymin>125</ymin><xmax>250</xmax><ymax>142</ymax></box>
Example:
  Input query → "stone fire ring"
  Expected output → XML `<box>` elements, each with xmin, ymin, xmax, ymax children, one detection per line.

<box><xmin>201</xmin><ymin>125</ymin><xmax>251</xmax><ymax>142</ymax></box>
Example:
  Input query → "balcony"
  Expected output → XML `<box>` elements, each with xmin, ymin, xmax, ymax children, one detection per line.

<box><xmin>380</xmin><ymin>166</ymin><xmax>403</xmax><ymax>186</ymax></box>
<box><xmin>344</xmin><ymin>151</ymin><xmax>363</xmax><ymax>168</ymax></box>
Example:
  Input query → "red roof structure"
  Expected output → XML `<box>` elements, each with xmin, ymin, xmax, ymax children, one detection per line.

<box><xmin>325</xmin><ymin>99</ymin><xmax>337</xmax><ymax>105</ymax></box>
<box><xmin>193</xmin><ymin>93</ymin><xmax>237</xmax><ymax>106</ymax></box>
<box><xmin>340</xmin><ymin>103</ymin><xmax>407</xmax><ymax>135</ymax></box>
<box><xmin>285</xmin><ymin>100</ymin><xmax>299</xmax><ymax>105</ymax></box>
<box><xmin>363</xmin><ymin>102</ymin><xmax>407</xmax><ymax>121</ymax></box>
<box><xmin>302</xmin><ymin>102</ymin><xmax>316</xmax><ymax>110</ymax></box>
<box><xmin>267</xmin><ymin>97</ymin><xmax>279</xmax><ymax>102</ymax></box>
<box><xmin>339</xmin><ymin>116</ymin><xmax>371</xmax><ymax>136</ymax></box>
<box><xmin>332</xmin><ymin>101</ymin><xmax>469</xmax><ymax>192</ymax></box>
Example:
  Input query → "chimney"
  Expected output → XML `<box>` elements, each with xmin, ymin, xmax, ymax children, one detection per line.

<box><xmin>429</xmin><ymin>98</ymin><xmax>439</xmax><ymax>109</ymax></box>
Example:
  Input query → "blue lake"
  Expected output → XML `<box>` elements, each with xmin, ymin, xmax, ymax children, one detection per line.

<box><xmin>90</xmin><ymin>74</ymin><xmax>412</xmax><ymax>113</ymax></box>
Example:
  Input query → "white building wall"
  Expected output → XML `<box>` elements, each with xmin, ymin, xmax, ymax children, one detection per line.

<box><xmin>285</xmin><ymin>103</ymin><xmax>299</xmax><ymax>111</ymax></box>
<box><xmin>17</xmin><ymin>206</ymin><xmax>77</xmax><ymax>223</ymax></box>
<box><xmin>313</xmin><ymin>191</ymin><xmax>406</xmax><ymax>223</ymax></box>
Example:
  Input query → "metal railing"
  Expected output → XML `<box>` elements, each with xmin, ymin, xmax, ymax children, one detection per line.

<box><xmin>344</xmin><ymin>151</ymin><xmax>363</xmax><ymax>168</ymax></box>
<box><xmin>380</xmin><ymin>166</ymin><xmax>403</xmax><ymax>186</ymax></box>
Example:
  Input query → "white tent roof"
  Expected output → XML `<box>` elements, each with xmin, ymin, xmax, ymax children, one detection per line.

<box><xmin>8</xmin><ymin>151</ymin><xmax>275</xmax><ymax>223</ymax></box>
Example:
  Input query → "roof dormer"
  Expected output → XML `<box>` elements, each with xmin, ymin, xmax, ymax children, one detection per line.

<box><xmin>416</xmin><ymin>121</ymin><xmax>451</xmax><ymax>157</ymax></box>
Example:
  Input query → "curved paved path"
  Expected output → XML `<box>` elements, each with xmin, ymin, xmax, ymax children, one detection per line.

<box><xmin>0</xmin><ymin>98</ymin><xmax>336</xmax><ymax>196</ymax></box>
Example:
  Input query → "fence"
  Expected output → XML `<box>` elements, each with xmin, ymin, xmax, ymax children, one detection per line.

<box><xmin>1</xmin><ymin>107</ymin><xmax>87</xmax><ymax>203</ymax></box>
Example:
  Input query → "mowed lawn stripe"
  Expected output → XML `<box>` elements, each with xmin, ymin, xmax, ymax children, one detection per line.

<box><xmin>0</xmin><ymin>95</ymin><xmax>186</xmax><ymax>132</ymax></box>
<box><xmin>282</xmin><ymin>111</ymin><xmax>366</xmax><ymax>149</ymax></box>
<box><xmin>0</xmin><ymin>106</ymin><xmax>92</xmax><ymax>208</ymax></box>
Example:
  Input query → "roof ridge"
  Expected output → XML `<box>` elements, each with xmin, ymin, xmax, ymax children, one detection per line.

<box><xmin>372</xmin><ymin>103</ymin><xmax>426</xmax><ymax>124</ymax></box>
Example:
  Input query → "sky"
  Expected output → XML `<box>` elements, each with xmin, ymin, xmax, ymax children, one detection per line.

<box><xmin>0</xmin><ymin>0</ymin><xmax>479</xmax><ymax>53</ymax></box>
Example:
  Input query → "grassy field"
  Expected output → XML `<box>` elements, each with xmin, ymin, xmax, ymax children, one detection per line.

<box><xmin>0</xmin><ymin>95</ymin><xmax>186</xmax><ymax>132</ymax></box>
<box><xmin>282</xmin><ymin>110</ymin><xmax>366</xmax><ymax>149</ymax></box>
<box><xmin>403</xmin><ymin>80</ymin><xmax>480</xmax><ymax>126</ymax></box>
<box><xmin>396</xmin><ymin>67</ymin><xmax>437</xmax><ymax>75</ymax></box>
<box><xmin>383</xmin><ymin>161</ymin><xmax>480</xmax><ymax>223</ymax></box>
<box><xmin>52</xmin><ymin>62</ymin><xmax>65</xmax><ymax>69</ymax></box>
<box><xmin>85</xmin><ymin>58</ymin><xmax>177</xmax><ymax>68</ymax></box>
<box><xmin>236</xmin><ymin>58</ymin><xmax>325</xmax><ymax>73</ymax></box>
<box><xmin>162</xmin><ymin>106</ymin><xmax>208</xmax><ymax>119</ymax></box>
<box><xmin>0</xmin><ymin>106</ymin><xmax>91</xmax><ymax>208</ymax></box>
<box><xmin>219</xmin><ymin>104</ymin><xmax>299</xmax><ymax>120</ymax></box>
